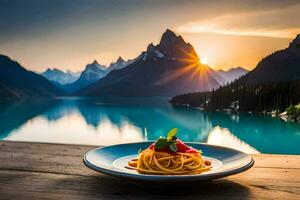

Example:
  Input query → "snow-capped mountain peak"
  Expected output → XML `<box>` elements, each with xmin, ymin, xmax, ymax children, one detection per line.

<box><xmin>41</xmin><ymin>68</ymin><xmax>79</xmax><ymax>85</ymax></box>
<box><xmin>80</xmin><ymin>60</ymin><xmax>107</xmax><ymax>83</ymax></box>
<box><xmin>86</xmin><ymin>60</ymin><xmax>106</xmax><ymax>71</ymax></box>
<box><xmin>106</xmin><ymin>56</ymin><xmax>134</xmax><ymax>72</ymax></box>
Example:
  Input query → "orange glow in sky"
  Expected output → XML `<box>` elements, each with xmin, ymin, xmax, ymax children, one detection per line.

<box><xmin>0</xmin><ymin>1</ymin><xmax>299</xmax><ymax>72</ymax></box>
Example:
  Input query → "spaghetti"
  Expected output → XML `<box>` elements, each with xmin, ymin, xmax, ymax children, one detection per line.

<box><xmin>127</xmin><ymin>128</ymin><xmax>212</xmax><ymax>175</ymax></box>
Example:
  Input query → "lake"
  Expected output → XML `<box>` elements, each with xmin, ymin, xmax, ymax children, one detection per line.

<box><xmin>0</xmin><ymin>98</ymin><xmax>299</xmax><ymax>154</ymax></box>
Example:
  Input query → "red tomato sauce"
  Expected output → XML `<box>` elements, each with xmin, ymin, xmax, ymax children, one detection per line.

<box><xmin>148</xmin><ymin>140</ymin><xmax>198</xmax><ymax>153</ymax></box>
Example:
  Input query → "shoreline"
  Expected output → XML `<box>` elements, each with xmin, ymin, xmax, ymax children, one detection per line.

<box><xmin>170</xmin><ymin>103</ymin><xmax>296</xmax><ymax>122</ymax></box>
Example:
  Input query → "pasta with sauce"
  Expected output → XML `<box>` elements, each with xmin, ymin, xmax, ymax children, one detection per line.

<box><xmin>127</xmin><ymin>128</ymin><xmax>212</xmax><ymax>175</ymax></box>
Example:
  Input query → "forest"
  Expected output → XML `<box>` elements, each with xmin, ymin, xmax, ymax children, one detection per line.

<box><xmin>170</xmin><ymin>80</ymin><xmax>300</xmax><ymax>113</ymax></box>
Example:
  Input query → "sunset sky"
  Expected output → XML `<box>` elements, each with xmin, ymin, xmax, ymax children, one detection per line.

<box><xmin>0</xmin><ymin>0</ymin><xmax>300</xmax><ymax>72</ymax></box>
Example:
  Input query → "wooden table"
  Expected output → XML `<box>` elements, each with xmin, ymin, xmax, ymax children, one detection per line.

<box><xmin>0</xmin><ymin>141</ymin><xmax>299</xmax><ymax>200</ymax></box>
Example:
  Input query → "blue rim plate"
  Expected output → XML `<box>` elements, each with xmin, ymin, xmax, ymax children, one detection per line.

<box><xmin>83</xmin><ymin>142</ymin><xmax>254</xmax><ymax>182</ymax></box>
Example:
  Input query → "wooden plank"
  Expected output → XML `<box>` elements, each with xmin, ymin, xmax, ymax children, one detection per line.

<box><xmin>0</xmin><ymin>141</ymin><xmax>96</xmax><ymax>176</ymax></box>
<box><xmin>253</xmin><ymin>154</ymin><xmax>300</xmax><ymax>169</ymax></box>
<box><xmin>0</xmin><ymin>169</ymin><xmax>298</xmax><ymax>200</ymax></box>
<box><xmin>0</xmin><ymin>141</ymin><xmax>299</xmax><ymax>200</ymax></box>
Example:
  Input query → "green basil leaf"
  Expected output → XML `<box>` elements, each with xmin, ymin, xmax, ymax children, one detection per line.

<box><xmin>169</xmin><ymin>142</ymin><xmax>177</xmax><ymax>152</ymax></box>
<box><xmin>154</xmin><ymin>138</ymin><xmax>169</xmax><ymax>150</ymax></box>
<box><xmin>167</xmin><ymin>128</ymin><xmax>178</xmax><ymax>141</ymax></box>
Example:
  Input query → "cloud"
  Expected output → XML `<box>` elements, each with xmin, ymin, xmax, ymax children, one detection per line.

<box><xmin>176</xmin><ymin>4</ymin><xmax>300</xmax><ymax>39</ymax></box>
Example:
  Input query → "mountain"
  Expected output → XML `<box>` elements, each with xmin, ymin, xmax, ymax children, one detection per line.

<box><xmin>76</xmin><ymin>29</ymin><xmax>220</xmax><ymax>97</ymax></box>
<box><xmin>0</xmin><ymin>55</ymin><xmax>65</xmax><ymax>98</ymax></box>
<box><xmin>78</xmin><ymin>60</ymin><xmax>107</xmax><ymax>83</ymax></box>
<box><xmin>242</xmin><ymin>34</ymin><xmax>300</xmax><ymax>84</ymax></box>
<box><xmin>106</xmin><ymin>56</ymin><xmax>134</xmax><ymax>73</ymax></box>
<box><xmin>41</xmin><ymin>68</ymin><xmax>79</xmax><ymax>85</ymax></box>
<box><xmin>62</xmin><ymin>57</ymin><xmax>134</xmax><ymax>92</ymax></box>
<box><xmin>67</xmin><ymin>70</ymin><xmax>81</xmax><ymax>78</ymax></box>
<box><xmin>64</xmin><ymin>60</ymin><xmax>107</xmax><ymax>92</ymax></box>
<box><xmin>171</xmin><ymin>34</ymin><xmax>300</xmax><ymax>111</ymax></box>
<box><xmin>209</xmin><ymin>69</ymin><xmax>227</xmax><ymax>86</ymax></box>
<box><xmin>216</xmin><ymin>67</ymin><xmax>248</xmax><ymax>84</ymax></box>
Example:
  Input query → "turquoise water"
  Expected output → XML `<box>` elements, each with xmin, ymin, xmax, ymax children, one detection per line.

<box><xmin>0</xmin><ymin>98</ymin><xmax>299</xmax><ymax>154</ymax></box>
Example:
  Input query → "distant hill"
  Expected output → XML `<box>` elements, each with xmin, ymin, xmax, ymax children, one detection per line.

<box><xmin>171</xmin><ymin>34</ymin><xmax>300</xmax><ymax>111</ymax></box>
<box><xmin>243</xmin><ymin>34</ymin><xmax>300</xmax><ymax>84</ymax></box>
<box><xmin>76</xmin><ymin>29</ymin><xmax>221</xmax><ymax>97</ymax></box>
<box><xmin>106</xmin><ymin>56</ymin><xmax>135</xmax><ymax>73</ymax></box>
<box><xmin>0</xmin><ymin>55</ymin><xmax>65</xmax><ymax>98</ymax></box>
<box><xmin>64</xmin><ymin>60</ymin><xmax>107</xmax><ymax>92</ymax></box>
<box><xmin>217</xmin><ymin>67</ymin><xmax>248</xmax><ymax>85</ymax></box>
<box><xmin>64</xmin><ymin>58</ymin><xmax>133</xmax><ymax>92</ymax></box>
<box><xmin>41</xmin><ymin>68</ymin><xmax>80</xmax><ymax>85</ymax></box>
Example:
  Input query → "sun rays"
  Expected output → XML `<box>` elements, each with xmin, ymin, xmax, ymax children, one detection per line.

<box><xmin>157</xmin><ymin>48</ymin><xmax>213</xmax><ymax>91</ymax></box>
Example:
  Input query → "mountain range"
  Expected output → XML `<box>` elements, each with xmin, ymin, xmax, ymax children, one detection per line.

<box><xmin>76</xmin><ymin>29</ymin><xmax>243</xmax><ymax>97</ymax></box>
<box><xmin>41</xmin><ymin>68</ymin><xmax>80</xmax><ymax>85</ymax></box>
<box><xmin>0</xmin><ymin>55</ymin><xmax>64</xmax><ymax>98</ymax></box>
<box><xmin>55</xmin><ymin>57</ymin><xmax>134</xmax><ymax>92</ymax></box>
<box><xmin>1</xmin><ymin>29</ymin><xmax>252</xmax><ymax>98</ymax></box>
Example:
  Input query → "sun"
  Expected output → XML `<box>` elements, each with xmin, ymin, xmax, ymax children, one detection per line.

<box><xmin>201</xmin><ymin>58</ymin><xmax>208</xmax><ymax>65</ymax></box>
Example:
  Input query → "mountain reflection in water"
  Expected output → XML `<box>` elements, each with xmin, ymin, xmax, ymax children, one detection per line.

<box><xmin>0</xmin><ymin>98</ymin><xmax>299</xmax><ymax>154</ymax></box>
